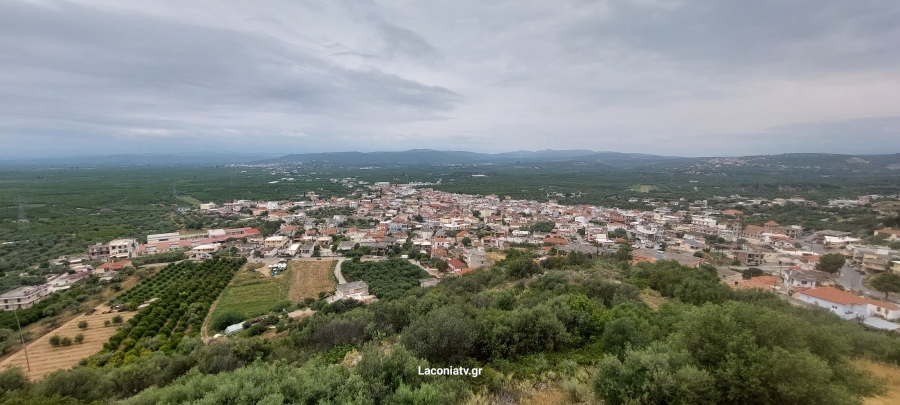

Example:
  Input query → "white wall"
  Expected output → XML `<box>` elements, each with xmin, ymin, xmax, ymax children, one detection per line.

<box><xmin>798</xmin><ymin>295</ymin><xmax>868</xmax><ymax>319</ymax></box>
<box><xmin>867</xmin><ymin>304</ymin><xmax>900</xmax><ymax>320</ymax></box>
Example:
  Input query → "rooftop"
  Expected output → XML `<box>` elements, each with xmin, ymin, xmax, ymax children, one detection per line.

<box><xmin>799</xmin><ymin>286</ymin><xmax>867</xmax><ymax>306</ymax></box>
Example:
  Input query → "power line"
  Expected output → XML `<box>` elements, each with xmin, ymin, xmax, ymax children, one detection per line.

<box><xmin>16</xmin><ymin>195</ymin><xmax>28</xmax><ymax>228</ymax></box>
<box><xmin>13</xmin><ymin>307</ymin><xmax>31</xmax><ymax>372</ymax></box>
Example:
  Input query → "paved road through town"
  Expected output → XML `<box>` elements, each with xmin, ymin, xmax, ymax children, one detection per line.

<box><xmin>799</xmin><ymin>237</ymin><xmax>876</xmax><ymax>296</ymax></box>
<box><xmin>837</xmin><ymin>263</ymin><xmax>875</xmax><ymax>296</ymax></box>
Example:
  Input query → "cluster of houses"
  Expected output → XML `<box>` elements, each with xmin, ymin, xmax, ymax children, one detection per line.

<box><xmin>13</xmin><ymin>181</ymin><xmax>900</xmax><ymax>314</ymax></box>
<box><xmin>124</xmin><ymin>187</ymin><xmax>900</xmax><ymax>276</ymax></box>
<box><xmin>0</xmin><ymin>258</ymin><xmax>131</xmax><ymax>311</ymax></box>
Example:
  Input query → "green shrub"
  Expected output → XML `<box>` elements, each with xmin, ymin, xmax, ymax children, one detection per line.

<box><xmin>212</xmin><ymin>311</ymin><xmax>244</xmax><ymax>332</ymax></box>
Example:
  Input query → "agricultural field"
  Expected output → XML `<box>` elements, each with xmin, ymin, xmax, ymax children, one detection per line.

<box><xmin>96</xmin><ymin>257</ymin><xmax>244</xmax><ymax>366</ymax></box>
<box><xmin>287</xmin><ymin>259</ymin><xmax>336</xmax><ymax>301</ymax></box>
<box><xmin>341</xmin><ymin>258</ymin><xmax>431</xmax><ymax>300</ymax></box>
<box><xmin>208</xmin><ymin>263</ymin><xmax>291</xmax><ymax>324</ymax></box>
<box><xmin>485</xmin><ymin>251</ymin><xmax>506</xmax><ymax>266</ymax></box>
<box><xmin>0</xmin><ymin>304</ymin><xmax>135</xmax><ymax>380</ymax></box>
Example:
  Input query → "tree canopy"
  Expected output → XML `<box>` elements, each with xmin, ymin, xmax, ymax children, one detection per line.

<box><xmin>871</xmin><ymin>271</ymin><xmax>900</xmax><ymax>300</ymax></box>
<box><xmin>817</xmin><ymin>253</ymin><xmax>846</xmax><ymax>274</ymax></box>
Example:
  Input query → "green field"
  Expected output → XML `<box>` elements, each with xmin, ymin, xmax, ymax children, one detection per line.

<box><xmin>210</xmin><ymin>264</ymin><xmax>291</xmax><ymax>321</ymax></box>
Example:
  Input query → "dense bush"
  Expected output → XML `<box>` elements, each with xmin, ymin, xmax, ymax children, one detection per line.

<box><xmin>211</xmin><ymin>311</ymin><xmax>244</xmax><ymax>332</ymax></box>
<box><xmin>342</xmin><ymin>258</ymin><xmax>430</xmax><ymax>300</ymax></box>
<box><xmin>2</xmin><ymin>243</ymin><xmax>899</xmax><ymax>405</ymax></box>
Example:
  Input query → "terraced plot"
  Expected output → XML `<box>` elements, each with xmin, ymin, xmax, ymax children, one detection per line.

<box><xmin>0</xmin><ymin>305</ymin><xmax>135</xmax><ymax>381</ymax></box>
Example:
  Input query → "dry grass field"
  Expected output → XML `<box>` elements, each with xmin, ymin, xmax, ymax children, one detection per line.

<box><xmin>485</xmin><ymin>251</ymin><xmax>506</xmax><ymax>265</ymax></box>
<box><xmin>0</xmin><ymin>304</ymin><xmax>135</xmax><ymax>380</ymax></box>
<box><xmin>873</xmin><ymin>201</ymin><xmax>900</xmax><ymax>216</ymax></box>
<box><xmin>859</xmin><ymin>360</ymin><xmax>900</xmax><ymax>405</ymax></box>
<box><xmin>0</xmin><ymin>266</ymin><xmax>159</xmax><ymax>366</ymax></box>
<box><xmin>288</xmin><ymin>260</ymin><xmax>336</xmax><ymax>301</ymax></box>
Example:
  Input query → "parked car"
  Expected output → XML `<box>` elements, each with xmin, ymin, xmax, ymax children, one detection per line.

<box><xmin>857</xmin><ymin>269</ymin><xmax>866</xmax><ymax>275</ymax></box>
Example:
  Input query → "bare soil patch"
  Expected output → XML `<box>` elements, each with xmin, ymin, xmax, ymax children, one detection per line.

<box><xmin>0</xmin><ymin>304</ymin><xmax>135</xmax><ymax>381</ymax></box>
<box><xmin>486</xmin><ymin>251</ymin><xmax>506</xmax><ymax>265</ymax></box>
<box><xmin>288</xmin><ymin>260</ymin><xmax>336</xmax><ymax>301</ymax></box>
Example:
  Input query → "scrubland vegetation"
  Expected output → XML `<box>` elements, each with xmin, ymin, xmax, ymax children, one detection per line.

<box><xmin>0</xmin><ymin>249</ymin><xmax>897</xmax><ymax>404</ymax></box>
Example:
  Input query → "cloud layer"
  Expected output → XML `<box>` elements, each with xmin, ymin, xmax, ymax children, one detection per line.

<box><xmin>2</xmin><ymin>0</ymin><xmax>899</xmax><ymax>157</ymax></box>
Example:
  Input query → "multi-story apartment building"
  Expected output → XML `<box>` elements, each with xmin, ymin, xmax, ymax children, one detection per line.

<box><xmin>88</xmin><ymin>238</ymin><xmax>138</xmax><ymax>261</ymax></box>
<box><xmin>108</xmin><ymin>238</ymin><xmax>137</xmax><ymax>259</ymax></box>
<box><xmin>88</xmin><ymin>242</ymin><xmax>111</xmax><ymax>261</ymax></box>
<box><xmin>1</xmin><ymin>285</ymin><xmax>50</xmax><ymax>311</ymax></box>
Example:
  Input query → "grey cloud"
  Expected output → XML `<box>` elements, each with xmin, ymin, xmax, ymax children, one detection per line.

<box><xmin>376</xmin><ymin>22</ymin><xmax>439</xmax><ymax>59</ymax></box>
<box><xmin>0</xmin><ymin>0</ymin><xmax>898</xmax><ymax>158</ymax></box>
<box><xmin>560</xmin><ymin>0</ymin><xmax>900</xmax><ymax>75</ymax></box>
<box><xmin>0</xmin><ymin>0</ymin><xmax>459</xmax><ymax>154</ymax></box>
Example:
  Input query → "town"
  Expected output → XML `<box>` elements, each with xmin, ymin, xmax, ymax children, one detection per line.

<box><xmin>8</xmin><ymin>180</ymin><xmax>900</xmax><ymax>335</ymax></box>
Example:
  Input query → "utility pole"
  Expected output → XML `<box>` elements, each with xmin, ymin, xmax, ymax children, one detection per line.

<box><xmin>13</xmin><ymin>307</ymin><xmax>31</xmax><ymax>372</ymax></box>
<box><xmin>15</xmin><ymin>196</ymin><xmax>28</xmax><ymax>230</ymax></box>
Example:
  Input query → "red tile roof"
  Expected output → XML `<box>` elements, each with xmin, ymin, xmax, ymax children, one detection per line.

<box><xmin>543</xmin><ymin>237</ymin><xmax>568</xmax><ymax>245</ymax></box>
<box><xmin>97</xmin><ymin>260</ymin><xmax>132</xmax><ymax>271</ymax></box>
<box><xmin>800</xmin><ymin>286</ymin><xmax>867</xmax><ymax>305</ymax></box>
<box><xmin>447</xmin><ymin>259</ymin><xmax>466</xmax><ymax>269</ymax></box>
<box><xmin>866</xmin><ymin>299</ymin><xmax>900</xmax><ymax>311</ymax></box>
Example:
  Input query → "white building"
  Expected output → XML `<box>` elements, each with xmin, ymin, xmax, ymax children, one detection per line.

<box><xmin>867</xmin><ymin>299</ymin><xmax>900</xmax><ymax>321</ymax></box>
<box><xmin>797</xmin><ymin>287</ymin><xmax>868</xmax><ymax>320</ymax></box>
<box><xmin>264</xmin><ymin>236</ymin><xmax>289</xmax><ymax>248</ymax></box>
<box><xmin>147</xmin><ymin>232</ymin><xmax>180</xmax><ymax>244</ymax></box>
<box><xmin>189</xmin><ymin>243</ymin><xmax>221</xmax><ymax>260</ymax></box>
<box><xmin>108</xmin><ymin>238</ymin><xmax>138</xmax><ymax>260</ymax></box>
<box><xmin>1</xmin><ymin>285</ymin><xmax>51</xmax><ymax>310</ymax></box>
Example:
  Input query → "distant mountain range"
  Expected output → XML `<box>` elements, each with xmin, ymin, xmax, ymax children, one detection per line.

<box><xmin>3</xmin><ymin>150</ymin><xmax>900</xmax><ymax>173</ymax></box>
<box><xmin>250</xmin><ymin>149</ymin><xmax>688</xmax><ymax>168</ymax></box>
<box><xmin>0</xmin><ymin>152</ymin><xmax>282</xmax><ymax>166</ymax></box>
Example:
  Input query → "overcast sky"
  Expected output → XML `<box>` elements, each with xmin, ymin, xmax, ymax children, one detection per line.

<box><xmin>2</xmin><ymin>0</ymin><xmax>900</xmax><ymax>158</ymax></box>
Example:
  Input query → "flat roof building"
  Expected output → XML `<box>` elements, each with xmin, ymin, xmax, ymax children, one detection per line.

<box><xmin>1</xmin><ymin>285</ymin><xmax>50</xmax><ymax>311</ymax></box>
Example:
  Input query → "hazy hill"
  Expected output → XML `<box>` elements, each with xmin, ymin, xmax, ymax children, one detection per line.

<box><xmin>251</xmin><ymin>149</ymin><xmax>687</xmax><ymax>168</ymax></box>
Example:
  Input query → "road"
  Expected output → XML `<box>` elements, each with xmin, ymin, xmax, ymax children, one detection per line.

<box><xmin>799</xmin><ymin>237</ymin><xmax>876</xmax><ymax>296</ymax></box>
<box><xmin>334</xmin><ymin>258</ymin><xmax>347</xmax><ymax>284</ymax></box>
<box><xmin>837</xmin><ymin>263</ymin><xmax>875</xmax><ymax>296</ymax></box>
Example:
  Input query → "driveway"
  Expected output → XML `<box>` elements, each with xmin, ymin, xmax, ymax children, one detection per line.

<box><xmin>334</xmin><ymin>258</ymin><xmax>347</xmax><ymax>284</ymax></box>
